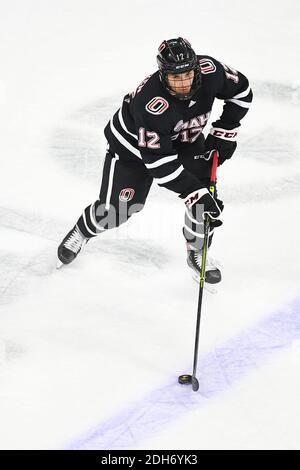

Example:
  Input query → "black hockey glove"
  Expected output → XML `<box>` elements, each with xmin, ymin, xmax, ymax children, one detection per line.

<box><xmin>205</xmin><ymin>127</ymin><xmax>238</xmax><ymax>166</ymax></box>
<box><xmin>184</xmin><ymin>188</ymin><xmax>224</xmax><ymax>228</ymax></box>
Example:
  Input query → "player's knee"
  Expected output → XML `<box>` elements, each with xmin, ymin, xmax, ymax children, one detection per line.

<box><xmin>94</xmin><ymin>202</ymin><xmax>119</xmax><ymax>229</ymax></box>
<box><xmin>94</xmin><ymin>200</ymin><xmax>145</xmax><ymax>230</ymax></box>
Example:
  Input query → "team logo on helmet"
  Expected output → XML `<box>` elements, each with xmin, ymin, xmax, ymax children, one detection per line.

<box><xmin>158</xmin><ymin>41</ymin><xmax>166</xmax><ymax>53</ymax></box>
<box><xmin>119</xmin><ymin>188</ymin><xmax>135</xmax><ymax>202</ymax></box>
<box><xmin>183</xmin><ymin>38</ymin><xmax>191</xmax><ymax>46</ymax></box>
<box><xmin>145</xmin><ymin>97</ymin><xmax>169</xmax><ymax>115</ymax></box>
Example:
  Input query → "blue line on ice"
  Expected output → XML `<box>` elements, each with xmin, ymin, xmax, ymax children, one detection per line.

<box><xmin>68</xmin><ymin>298</ymin><xmax>300</xmax><ymax>450</ymax></box>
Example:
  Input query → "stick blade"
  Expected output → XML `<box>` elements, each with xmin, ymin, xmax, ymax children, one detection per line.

<box><xmin>56</xmin><ymin>259</ymin><xmax>64</xmax><ymax>269</ymax></box>
<box><xmin>192</xmin><ymin>376</ymin><xmax>199</xmax><ymax>392</ymax></box>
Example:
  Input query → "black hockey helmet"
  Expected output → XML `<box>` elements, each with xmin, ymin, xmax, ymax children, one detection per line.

<box><xmin>157</xmin><ymin>37</ymin><xmax>201</xmax><ymax>100</ymax></box>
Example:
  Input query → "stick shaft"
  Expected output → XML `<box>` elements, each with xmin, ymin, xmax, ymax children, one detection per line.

<box><xmin>192</xmin><ymin>150</ymin><xmax>219</xmax><ymax>382</ymax></box>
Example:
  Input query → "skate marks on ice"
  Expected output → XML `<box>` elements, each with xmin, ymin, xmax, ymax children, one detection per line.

<box><xmin>68</xmin><ymin>298</ymin><xmax>300</xmax><ymax>450</ymax></box>
<box><xmin>0</xmin><ymin>336</ymin><xmax>26</xmax><ymax>371</ymax></box>
<box><xmin>0</xmin><ymin>206</ymin><xmax>167</xmax><ymax>306</ymax></box>
<box><xmin>56</xmin><ymin>237</ymin><xmax>168</xmax><ymax>279</ymax></box>
<box><xmin>253</xmin><ymin>79</ymin><xmax>300</xmax><ymax>105</ymax></box>
<box><xmin>219</xmin><ymin>79</ymin><xmax>300</xmax><ymax>205</ymax></box>
<box><xmin>49</xmin><ymin>95</ymin><xmax>121</xmax><ymax>182</ymax></box>
<box><xmin>86</xmin><ymin>238</ymin><xmax>168</xmax><ymax>274</ymax></box>
<box><xmin>0</xmin><ymin>205</ymin><xmax>61</xmax><ymax>244</ymax></box>
<box><xmin>0</xmin><ymin>205</ymin><xmax>69</xmax><ymax>307</ymax></box>
<box><xmin>0</xmin><ymin>210</ymin><xmax>56</xmax><ymax>307</ymax></box>
<box><xmin>220</xmin><ymin>167</ymin><xmax>300</xmax><ymax>205</ymax></box>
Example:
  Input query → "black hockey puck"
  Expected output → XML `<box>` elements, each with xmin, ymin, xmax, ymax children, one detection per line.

<box><xmin>178</xmin><ymin>374</ymin><xmax>192</xmax><ymax>385</ymax></box>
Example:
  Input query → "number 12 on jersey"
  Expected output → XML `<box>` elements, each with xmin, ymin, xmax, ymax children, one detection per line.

<box><xmin>138</xmin><ymin>127</ymin><xmax>161</xmax><ymax>149</ymax></box>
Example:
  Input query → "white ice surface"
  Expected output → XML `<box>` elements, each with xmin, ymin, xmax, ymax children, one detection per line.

<box><xmin>0</xmin><ymin>0</ymin><xmax>300</xmax><ymax>450</ymax></box>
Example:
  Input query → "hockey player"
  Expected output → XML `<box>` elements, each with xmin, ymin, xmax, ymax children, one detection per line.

<box><xmin>57</xmin><ymin>38</ymin><xmax>252</xmax><ymax>283</ymax></box>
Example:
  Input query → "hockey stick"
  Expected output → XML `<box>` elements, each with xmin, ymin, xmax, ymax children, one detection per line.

<box><xmin>178</xmin><ymin>150</ymin><xmax>219</xmax><ymax>392</ymax></box>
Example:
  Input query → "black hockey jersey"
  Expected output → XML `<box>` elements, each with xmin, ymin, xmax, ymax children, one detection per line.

<box><xmin>104</xmin><ymin>55</ymin><xmax>252</xmax><ymax>197</ymax></box>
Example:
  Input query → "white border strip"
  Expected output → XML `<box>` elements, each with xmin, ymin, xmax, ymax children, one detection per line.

<box><xmin>105</xmin><ymin>154</ymin><xmax>119</xmax><ymax>210</ymax></box>
<box><xmin>226</xmin><ymin>98</ymin><xmax>251</xmax><ymax>108</ymax></box>
<box><xmin>145</xmin><ymin>154</ymin><xmax>178</xmax><ymax>169</ymax></box>
<box><xmin>110</xmin><ymin>120</ymin><xmax>141</xmax><ymax>159</ymax></box>
<box><xmin>118</xmin><ymin>108</ymin><xmax>138</xmax><ymax>140</ymax></box>
<box><xmin>232</xmin><ymin>85</ymin><xmax>251</xmax><ymax>99</ymax></box>
<box><xmin>155</xmin><ymin>165</ymin><xmax>184</xmax><ymax>185</ymax></box>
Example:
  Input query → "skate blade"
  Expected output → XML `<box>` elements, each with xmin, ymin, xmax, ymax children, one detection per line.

<box><xmin>191</xmin><ymin>272</ymin><xmax>218</xmax><ymax>294</ymax></box>
<box><xmin>56</xmin><ymin>259</ymin><xmax>64</xmax><ymax>269</ymax></box>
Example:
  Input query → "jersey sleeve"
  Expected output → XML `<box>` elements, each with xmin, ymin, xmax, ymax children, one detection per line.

<box><xmin>134</xmin><ymin>101</ymin><xmax>204</xmax><ymax>197</ymax></box>
<box><xmin>211</xmin><ymin>58</ymin><xmax>253</xmax><ymax>130</ymax></box>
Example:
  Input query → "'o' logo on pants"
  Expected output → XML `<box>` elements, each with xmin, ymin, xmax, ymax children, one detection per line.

<box><xmin>119</xmin><ymin>188</ymin><xmax>135</xmax><ymax>202</ymax></box>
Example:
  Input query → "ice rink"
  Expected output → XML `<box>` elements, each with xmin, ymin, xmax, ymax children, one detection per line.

<box><xmin>0</xmin><ymin>0</ymin><xmax>299</xmax><ymax>450</ymax></box>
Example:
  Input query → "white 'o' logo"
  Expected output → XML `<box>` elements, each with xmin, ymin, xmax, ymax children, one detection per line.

<box><xmin>145</xmin><ymin>97</ymin><xmax>169</xmax><ymax>115</ymax></box>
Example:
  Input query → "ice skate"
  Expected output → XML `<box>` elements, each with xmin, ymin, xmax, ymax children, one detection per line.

<box><xmin>57</xmin><ymin>225</ymin><xmax>88</xmax><ymax>268</ymax></box>
<box><xmin>187</xmin><ymin>247</ymin><xmax>222</xmax><ymax>285</ymax></box>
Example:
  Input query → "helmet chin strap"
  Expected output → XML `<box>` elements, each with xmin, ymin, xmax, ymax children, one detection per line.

<box><xmin>168</xmin><ymin>88</ymin><xmax>192</xmax><ymax>100</ymax></box>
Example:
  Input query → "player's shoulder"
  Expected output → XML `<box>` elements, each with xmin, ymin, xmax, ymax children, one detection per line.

<box><xmin>197</xmin><ymin>54</ymin><xmax>224</xmax><ymax>77</ymax></box>
<box><xmin>197</xmin><ymin>54</ymin><xmax>221</xmax><ymax>65</ymax></box>
<box><xmin>133</xmin><ymin>72</ymin><xmax>170</xmax><ymax>109</ymax></box>
<box><xmin>195</xmin><ymin>54</ymin><xmax>225</xmax><ymax>93</ymax></box>
<box><xmin>132</xmin><ymin>71</ymin><xmax>174</xmax><ymax>130</ymax></box>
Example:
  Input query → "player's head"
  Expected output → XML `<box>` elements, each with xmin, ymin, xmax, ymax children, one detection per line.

<box><xmin>157</xmin><ymin>37</ymin><xmax>201</xmax><ymax>101</ymax></box>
